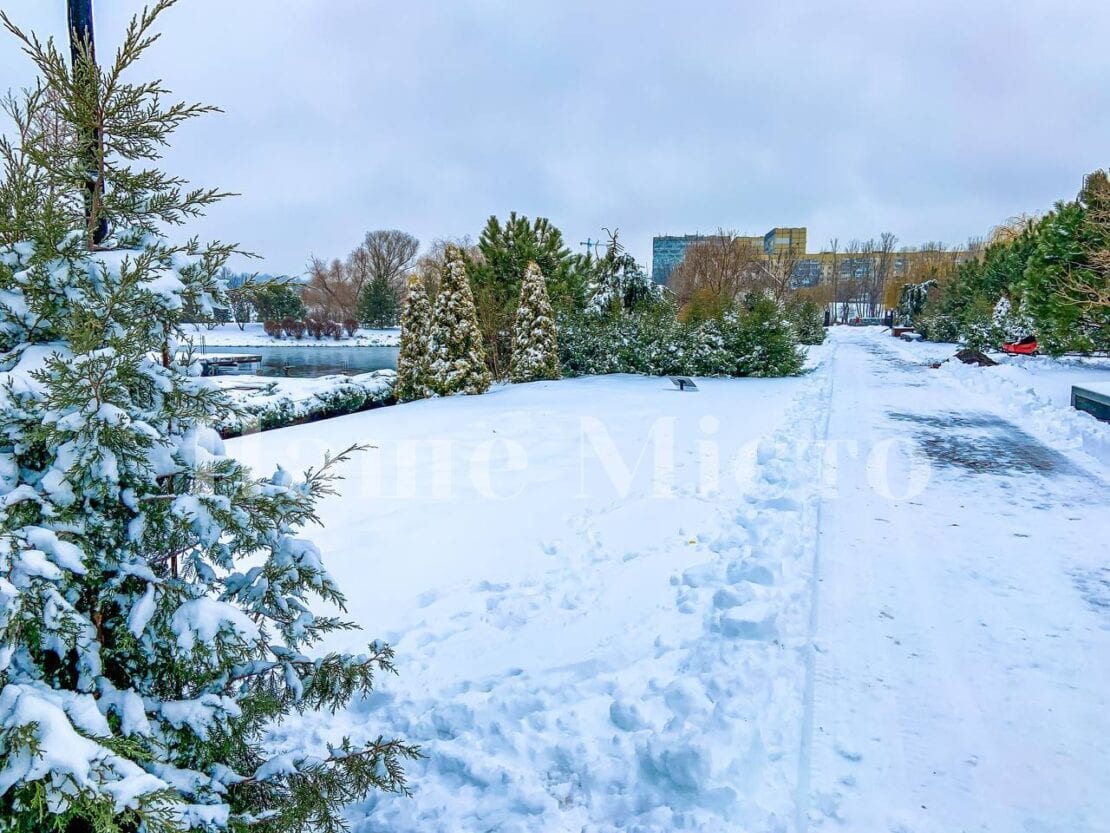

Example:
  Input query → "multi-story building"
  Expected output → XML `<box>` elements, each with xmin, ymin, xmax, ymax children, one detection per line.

<box><xmin>651</xmin><ymin>227</ymin><xmax>807</xmax><ymax>285</ymax></box>
<box><xmin>652</xmin><ymin>227</ymin><xmax>970</xmax><ymax>289</ymax></box>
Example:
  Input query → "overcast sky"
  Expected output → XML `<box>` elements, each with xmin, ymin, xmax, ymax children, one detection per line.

<box><xmin>2</xmin><ymin>0</ymin><xmax>1108</xmax><ymax>276</ymax></box>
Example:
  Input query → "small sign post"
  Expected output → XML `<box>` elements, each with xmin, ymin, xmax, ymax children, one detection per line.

<box><xmin>669</xmin><ymin>376</ymin><xmax>698</xmax><ymax>392</ymax></box>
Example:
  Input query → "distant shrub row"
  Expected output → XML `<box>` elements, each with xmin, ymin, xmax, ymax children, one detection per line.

<box><xmin>261</xmin><ymin>316</ymin><xmax>360</xmax><ymax>340</ymax></box>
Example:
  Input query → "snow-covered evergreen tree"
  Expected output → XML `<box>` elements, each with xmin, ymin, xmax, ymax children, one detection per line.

<box><xmin>357</xmin><ymin>273</ymin><xmax>399</xmax><ymax>329</ymax></box>
<box><xmin>0</xmin><ymin>6</ymin><xmax>416</xmax><ymax>832</ymax></box>
<box><xmin>991</xmin><ymin>295</ymin><xmax>1034</xmax><ymax>343</ymax></box>
<box><xmin>583</xmin><ymin>236</ymin><xmax>660</xmax><ymax>317</ymax></box>
<box><xmin>509</xmin><ymin>262</ymin><xmax>561</xmax><ymax>383</ymax></box>
<box><xmin>427</xmin><ymin>246</ymin><xmax>491</xmax><ymax>395</ymax></box>
<box><xmin>394</xmin><ymin>274</ymin><xmax>432</xmax><ymax>401</ymax></box>
<box><xmin>895</xmin><ymin>279</ymin><xmax>937</xmax><ymax>325</ymax></box>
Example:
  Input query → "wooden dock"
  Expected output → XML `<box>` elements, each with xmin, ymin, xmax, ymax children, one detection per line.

<box><xmin>195</xmin><ymin>354</ymin><xmax>263</xmax><ymax>376</ymax></box>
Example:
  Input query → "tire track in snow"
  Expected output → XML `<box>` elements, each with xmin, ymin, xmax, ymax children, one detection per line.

<box><xmin>794</xmin><ymin>337</ymin><xmax>838</xmax><ymax>832</ymax></box>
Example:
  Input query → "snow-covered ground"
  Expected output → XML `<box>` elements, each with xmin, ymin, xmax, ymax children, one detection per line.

<box><xmin>183</xmin><ymin>322</ymin><xmax>400</xmax><ymax>347</ymax></box>
<box><xmin>226</xmin><ymin>327</ymin><xmax>1110</xmax><ymax>832</ymax></box>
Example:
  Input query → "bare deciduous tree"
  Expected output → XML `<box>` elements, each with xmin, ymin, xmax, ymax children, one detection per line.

<box><xmin>873</xmin><ymin>231</ymin><xmax>898</xmax><ymax>317</ymax></box>
<box><xmin>363</xmin><ymin>229</ymin><xmax>420</xmax><ymax>296</ymax></box>
<box><xmin>827</xmin><ymin>237</ymin><xmax>841</xmax><ymax>323</ymax></box>
<box><xmin>840</xmin><ymin>239</ymin><xmax>866</xmax><ymax>322</ymax></box>
<box><xmin>759</xmin><ymin>239</ymin><xmax>801</xmax><ymax>301</ymax></box>
<box><xmin>304</xmin><ymin>256</ymin><xmax>355</xmax><ymax>319</ymax></box>
<box><xmin>304</xmin><ymin>229</ymin><xmax>419</xmax><ymax>320</ymax></box>
<box><xmin>669</xmin><ymin>229</ymin><xmax>768</xmax><ymax>305</ymax></box>
<box><xmin>413</xmin><ymin>236</ymin><xmax>478</xmax><ymax>297</ymax></box>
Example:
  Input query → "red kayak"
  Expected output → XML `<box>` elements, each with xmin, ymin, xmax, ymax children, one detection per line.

<box><xmin>1002</xmin><ymin>336</ymin><xmax>1038</xmax><ymax>356</ymax></box>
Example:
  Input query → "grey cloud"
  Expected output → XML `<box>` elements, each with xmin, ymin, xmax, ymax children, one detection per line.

<box><xmin>1</xmin><ymin>0</ymin><xmax>1107</xmax><ymax>274</ymax></box>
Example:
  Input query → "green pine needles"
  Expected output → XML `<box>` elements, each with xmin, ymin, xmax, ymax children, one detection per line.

<box><xmin>0</xmin><ymin>4</ymin><xmax>416</xmax><ymax>832</ymax></box>
<box><xmin>509</xmin><ymin>262</ymin><xmax>560</xmax><ymax>383</ymax></box>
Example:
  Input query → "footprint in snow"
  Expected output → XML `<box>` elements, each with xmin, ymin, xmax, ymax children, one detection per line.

<box><xmin>835</xmin><ymin>741</ymin><xmax>863</xmax><ymax>762</ymax></box>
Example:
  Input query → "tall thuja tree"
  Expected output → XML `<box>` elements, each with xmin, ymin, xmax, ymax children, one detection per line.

<box><xmin>467</xmin><ymin>213</ymin><xmax>585</xmax><ymax>376</ymax></box>
<box><xmin>394</xmin><ymin>274</ymin><xmax>432</xmax><ymax>401</ymax></box>
<box><xmin>509</xmin><ymin>262</ymin><xmax>560</xmax><ymax>383</ymax></box>
<box><xmin>428</xmin><ymin>246</ymin><xmax>490</xmax><ymax>395</ymax></box>
<box><xmin>0</xmin><ymin>5</ymin><xmax>416</xmax><ymax>833</ymax></box>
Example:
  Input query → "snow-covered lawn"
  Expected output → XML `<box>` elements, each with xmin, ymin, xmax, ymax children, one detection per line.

<box><xmin>228</xmin><ymin>368</ymin><xmax>831</xmax><ymax>830</ymax></box>
<box><xmin>226</xmin><ymin>327</ymin><xmax>1110</xmax><ymax>832</ymax></box>
<box><xmin>183</xmin><ymin>321</ymin><xmax>400</xmax><ymax>347</ymax></box>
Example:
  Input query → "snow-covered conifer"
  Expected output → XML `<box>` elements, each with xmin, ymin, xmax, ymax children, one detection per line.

<box><xmin>427</xmin><ymin>246</ymin><xmax>491</xmax><ymax>395</ymax></box>
<box><xmin>509</xmin><ymin>262</ymin><xmax>561</xmax><ymax>382</ymax></box>
<box><xmin>395</xmin><ymin>274</ymin><xmax>433</xmax><ymax>401</ymax></box>
<box><xmin>991</xmin><ymin>295</ymin><xmax>1034</xmax><ymax>343</ymax></box>
<box><xmin>0</xmin><ymin>6</ymin><xmax>415</xmax><ymax>831</ymax></box>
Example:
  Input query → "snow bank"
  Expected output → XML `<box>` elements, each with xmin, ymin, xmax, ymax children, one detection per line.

<box><xmin>938</xmin><ymin>359</ymin><xmax>1110</xmax><ymax>469</ymax></box>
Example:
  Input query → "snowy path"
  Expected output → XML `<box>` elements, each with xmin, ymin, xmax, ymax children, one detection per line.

<box><xmin>803</xmin><ymin>329</ymin><xmax>1110</xmax><ymax>833</ymax></box>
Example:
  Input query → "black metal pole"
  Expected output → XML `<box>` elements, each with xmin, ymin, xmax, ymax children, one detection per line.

<box><xmin>66</xmin><ymin>0</ymin><xmax>108</xmax><ymax>245</ymax></box>
<box><xmin>66</xmin><ymin>0</ymin><xmax>94</xmax><ymax>64</ymax></box>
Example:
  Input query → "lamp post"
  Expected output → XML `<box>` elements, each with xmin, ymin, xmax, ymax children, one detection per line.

<box><xmin>67</xmin><ymin>0</ymin><xmax>108</xmax><ymax>245</ymax></box>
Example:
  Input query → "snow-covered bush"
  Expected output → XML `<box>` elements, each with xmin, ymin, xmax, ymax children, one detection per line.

<box><xmin>427</xmin><ymin>246</ymin><xmax>491</xmax><ymax>395</ymax></box>
<box><xmin>784</xmin><ymin>296</ymin><xmax>826</xmax><ymax>345</ymax></box>
<box><xmin>509</xmin><ymin>262</ymin><xmax>561</xmax><ymax>383</ymax></box>
<box><xmin>395</xmin><ymin>274</ymin><xmax>433</xmax><ymax>401</ymax></box>
<box><xmin>914</xmin><ymin>309</ymin><xmax>960</xmax><ymax>343</ymax></box>
<box><xmin>726</xmin><ymin>296</ymin><xmax>806</xmax><ymax>377</ymax></box>
<box><xmin>991</xmin><ymin>296</ymin><xmax>1034</xmax><ymax>344</ymax></box>
<box><xmin>0</xmin><ymin>6</ymin><xmax>415</xmax><ymax>831</ymax></box>
<box><xmin>558</xmin><ymin>296</ymin><xmax>804</xmax><ymax>379</ymax></box>
<box><xmin>895</xmin><ymin>280</ymin><xmax>936</xmax><ymax>326</ymax></box>
<box><xmin>583</xmin><ymin>243</ymin><xmax>661</xmax><ymax>317</ymax></box>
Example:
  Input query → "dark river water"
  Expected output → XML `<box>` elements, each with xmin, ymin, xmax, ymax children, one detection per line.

<box><xmin>199</xmin><ymin>345</ymin><xmax>398</xmax><ymax>378</ymax></box>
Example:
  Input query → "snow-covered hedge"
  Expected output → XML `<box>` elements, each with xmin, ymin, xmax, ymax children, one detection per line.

<box><xmin>215</xmin><ymin>370</ymin><xmax>395</xmax><ymax>436</ymax></box>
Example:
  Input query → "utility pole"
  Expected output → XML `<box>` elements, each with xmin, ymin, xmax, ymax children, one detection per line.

<box><xmin>67</xmin><ymin>0</ymin><xmax>108</xmax><ymax>246</ymax></box>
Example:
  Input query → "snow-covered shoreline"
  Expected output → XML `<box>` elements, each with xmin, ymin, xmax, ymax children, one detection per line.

<box><xmin>183</xmin><ymin>322</ymin><xmax>400</xmax><ymax>348</ymax></box>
